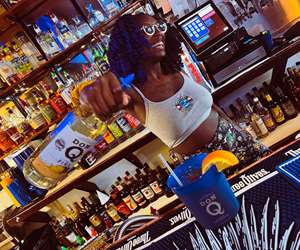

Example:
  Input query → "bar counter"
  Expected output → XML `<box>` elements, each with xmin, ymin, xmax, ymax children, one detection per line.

<box><xmin>105</xmin><ymin>139</ymin><xmax>300</xmax><ymax>250</ymax></box>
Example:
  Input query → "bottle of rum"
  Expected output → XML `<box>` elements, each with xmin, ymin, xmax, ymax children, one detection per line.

<box><xmin>274</xmin><ymin>86</ymin><xmax>297</xmax><ymax>119</ymax></box>
<box><xmin>253</xmin><ymin>97</ymin><xmax>277</xmax><ymax>131</ymax></box>
<box><xmin>263</xmin><ymin>93</ymin><xmax>286</xmax><ymax>125</ymax></box>
<box><xmin>245</xmin><ymin>104</ymin><xmax>269</xmax><ymax>138</ymax></box>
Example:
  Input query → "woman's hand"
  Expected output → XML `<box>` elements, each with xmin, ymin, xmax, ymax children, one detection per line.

<box><xmin>79</xmin><ymin>72</ymin><xmax>131</xmax><ymax>121</ymax></box>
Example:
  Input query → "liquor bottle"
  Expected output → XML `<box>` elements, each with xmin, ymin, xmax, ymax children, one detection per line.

<box><xmin>65</xmin><ymin>204</ymin><xmax>91</xmax><ymax>240</ymax></box>
<box><xmin>245</xmin><ymin>104</ymin><xmax>269</xmax><ymax>138</ymax></box>
<box><xmin>15</xmin><ymin>32</ymin><xmax>45</xmax><ymax>67</ymax></box>
<box><xmin>115</xmin><ymin>178</ymin><xmax>139</xmax><ymax>212</ymax></box>
<box><xmin>115</xmin><ymin>112</ymin><xmax>132</xmax><ymax>135</ymax></box>
<box><xmin>6</xmin><ymin>107</ymin><xmax>32</xmax><ymax>137</ymax></box>
<box><xmin>23</xmin><ymin>112</ymin><xmax>103</xmax><ymax>189</ymax></box>
<box><xmin>0</xmin><ymin>122</ymin><xmax>16</xmax><ymax>153</ymax></box>
<box><xmin>81</xmin><ymin>197</ymin><xmax>106</xmax><ymax>233</ymax></box>
<box><xmin>283</xmin><ymin>75</ymin><xmax>300</xmax><ymax>111</ymax></box>
<box><xmin>26</xmin><ymin>105</ymin><xmax>48</xmax><ymax>130</ymax></box>
<box><xmin>50</xmin><ymin>218</ymin><xmax>74</xmax><ymax>248</ymax></box>
<box><xmin>105</xmin><ymin>201</ymin><xmax>122</xmax><ymax>223</ymax></box>
<box><xmin>135</xmin><ymin>169</ymin><xmax>156</xmax><ymax>203</ymax></box>
<box><xmin>229</xmin><ymin>104</ymin><xmax>257</xmax><ymax>139</ymax></box>
<box><xmin>73</xmin><ymin>202</ymin><xmax>97</xmax><ymax>238</ymax></box>
<box><xmin>59</xmin><ymin>218</ymin><xmax>79</xmax><ymax>247</ymax></box>
<box><xmin>253</xmin><ymin>97</ymin><xmax>277</xmax><ymax>131</ymax></box>
<box><xmin>110</xmin><ymin>185</ymin><xmax>132</xmax><ymax>217</ymax></box>
<box><xmin>48</xmin><ymin>90</ymin><xmax>69</xmax><ymax>116</ymax></box>
<box><xmin>246</xmin><ymin>93</ymin><xmax>255</xmax><ymax>107</ymax></box>
<box><xmin>252</xmin><ymin>87</ymin><xmax>264</xmax><ymax>104</ymax></box>
<box><xmin>274</xmin><ymin>86</ymin><xmax>297</xmax><ymax>119</ymax></box>
<box><xmin>124</xmin><ymin>174</ymin><xmax>149</xmax><ymax>208</ymax></box>
<box><xmin>124</xmin><ymin>112</ymin><xmax>143</xmax><ymax>131</ymax></box>
<box><xmin>263</xmin><ymin>93</ymin><xmax>286</xmax><ymax>124</ymax></box>
<box><xmin>107</xmin><ymin>120</ymin><xmax>125</xmax><ymax>142</ymax></box>
<box><xmin>39</xmin><ymin>101</ymin><xmax>57</xmax><ymax>124</ymax></box>
<box><xmin>143</xmin><ymin>164</ymin><xmax>164</xmax><ymax>197</ymax></box>
<box><xmin>156</xmin><ymin>165</ymin><xmax>174</xmax><ymax>197</ymax></box>
<box><xmin>0</xmin><ymin>116</ymin><xmax>24</xmax><ymax>144</ymax></box>
<box><xmin>88</xmin><ymin>193</ymin><xmax>114</xmax><ymax>229</ymax></box>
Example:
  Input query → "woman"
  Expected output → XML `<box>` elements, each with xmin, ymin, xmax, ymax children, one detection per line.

<box><xmin>80</xmin><ymin>13</ymin><xmax>267</xmax><ymax>165</ymax></box>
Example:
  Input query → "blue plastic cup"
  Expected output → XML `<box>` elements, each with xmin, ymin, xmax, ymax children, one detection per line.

<box><xmin>167</xmin><ymin>153</ymin><xmax>240</xmax><ymax>229</ymax></box>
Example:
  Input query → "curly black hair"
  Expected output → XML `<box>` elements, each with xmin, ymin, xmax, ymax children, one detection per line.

<box><xmin>108</xmin><ymin>13</ymin><xmax>183</xmax><ymax>87</ymax></box>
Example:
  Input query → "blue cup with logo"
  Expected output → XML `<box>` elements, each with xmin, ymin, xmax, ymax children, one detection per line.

<box><xmin>167</xmin><ymin>153</ymin><xmax>240</xmax><ymax>229</ymax></box>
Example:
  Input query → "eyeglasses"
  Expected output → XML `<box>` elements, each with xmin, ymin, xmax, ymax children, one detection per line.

<box><xmin>141</xmin><ymin>21</ymin><xmax>168</xmax><ymax>36</ymax></box>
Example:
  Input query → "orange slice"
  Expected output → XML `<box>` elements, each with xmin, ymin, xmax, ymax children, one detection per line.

<box><xmin>201</xmin><ymin>150</ymin><xmax>239</xmax><ymax>174</ymax></box>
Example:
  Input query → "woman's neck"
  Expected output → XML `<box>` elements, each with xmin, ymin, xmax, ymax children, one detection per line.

<box><xmin>142</xmin><ymin>62</ymin><xmax>163</xmax><ymax>81</ymax></box>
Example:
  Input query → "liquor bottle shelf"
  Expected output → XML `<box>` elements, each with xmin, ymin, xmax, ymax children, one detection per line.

<box><xmin>6</xmin><ymin>112</ymin><xmax>300</xmax><ymax>226</ymax></box>
<box><xmin>261</xmin><ymin>114</ymin><xmax>300</xmax><ymax>148</ymax></box>
<box><xmin>0</xmin><ymin>0</ymin><xmax>143</xmax><ymax>98</ymax></box>
<box><xmin>0</xmin><ymin>115</ymin><xmax>64</xmax><ymax>161</ymax></box>
<box><xmin>6</xmin><ymin>129</ymin><xmax>156</xmax><ymax>226</ymax></box>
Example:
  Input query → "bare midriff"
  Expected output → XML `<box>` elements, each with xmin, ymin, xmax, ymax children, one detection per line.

<box><xmin>173</xmin><ymin>110</ymin><xmax>219</xmax><ymax>155</ymax></box>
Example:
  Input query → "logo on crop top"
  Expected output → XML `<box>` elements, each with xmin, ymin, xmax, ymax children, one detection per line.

<box><xmin>175</xmin><ymin>95</ymin><xmax>193</xmax><ymax>112</ymax></box>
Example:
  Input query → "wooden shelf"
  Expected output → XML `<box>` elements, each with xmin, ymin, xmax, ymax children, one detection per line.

<box><xmin>0</xmin><ymin>0</ymin><xmax>143</xmax><ymax>97</ymax></box>
<box><xmin>0</xmin><ymin>116</ymin><xmax>64</xmax><ymax>161</ymax></box>
<box><xmin>7</xmin><ymin>129</ymin><xmax>156</xmax><ymax>226</ymax></box>
<box><xmin>261</xmin><ymin>114</ymin><xmax>300</xmax><ymax>148</ymax></box>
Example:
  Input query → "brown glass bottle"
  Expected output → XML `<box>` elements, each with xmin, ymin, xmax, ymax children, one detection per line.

<box><xmin>143</xmin><ymin>164</ymin><xmax>164</xmax><ymax>197</ymax></box>
<box><xmin>73</xmin><ymin>202</ymin><xmax>96</xmax><ymax>239</ymax></box>
<box><xmin>124</xmin><ymin>175</ymin><xmax>149</xmax><ymax>208</ymax></box>
<box><xmin>81</xmin><ymin>197</ymin><xmax>106</xmax><ymax>234</ymax></box>
<box><xmin>274</xmin><ymin>86</ymin><xmax>297</xmax><ymax>119</ymax></box>
<box><xmin>66</xmin><ymin>204</ymin><xmax>91</xmax><ymax>240</ymax></box>
<box><xmin>110</xmin><ymin>185</ymin><xmax>132</xmax><ymax>217</ymax></box>
<box><xmin>264</xmin><ymin>94</ymin><xmax>286</xmax><ymax>125</ymax></box>
<box><xmin>116</xmin><ymin>178</ymin><xmax>139</xmax><ymax>212</ymax></box>
<box><xmin>135</xmin><ymin>169</ymin><xmax>157</xmax><ymax>203</ymax></box>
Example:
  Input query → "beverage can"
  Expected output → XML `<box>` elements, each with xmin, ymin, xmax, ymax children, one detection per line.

<box><xmin>116</xmin><ymin>116</ymin><xmax>131</xmax><ymax>133</ymax></box>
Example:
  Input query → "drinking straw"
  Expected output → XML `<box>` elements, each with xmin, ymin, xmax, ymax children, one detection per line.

<box><xmin>158</xmin><ymin>154</ymin><xmax>183</xmax><ymax>187</ymax></box>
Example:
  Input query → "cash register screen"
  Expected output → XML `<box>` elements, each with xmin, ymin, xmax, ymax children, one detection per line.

<box><xmin>175</xmin><ymin>2</ymin><xmax>233</xmax><ymax>54</ymax></box>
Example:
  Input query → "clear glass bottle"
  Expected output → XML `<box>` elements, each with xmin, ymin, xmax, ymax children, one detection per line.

<box><xmin>253</xmin><ymin>97</ymin><xmax>277</xmax><ymax>132</ymax></box>
<box><xmin>23</xmin><ymin>111</ymin><xmax>103</xmax><ymax>189</ymax></box>
<box><xmin>245</xmin><ymin>104</ymin><xmax>269</xmax><ymax>138</ymax></box>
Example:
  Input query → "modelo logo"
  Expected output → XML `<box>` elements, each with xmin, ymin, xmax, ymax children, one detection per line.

<box><xmin>200</xmin><ymin>194</ymin><xmax>225</xmax><ymax>216</ymax></box>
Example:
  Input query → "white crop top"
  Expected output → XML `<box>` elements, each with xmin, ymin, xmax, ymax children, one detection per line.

<box><xmin>133</xmin><ymin>72</ymin><xmax>213</xmax><ymax>148</ymax></box>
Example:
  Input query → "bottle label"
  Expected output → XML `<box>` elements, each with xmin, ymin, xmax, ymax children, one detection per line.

<box><xmin>89</xmin><ymin>214</ymin><xmax>102</xmax><ymax>227</ymax></box>
<box><xmin>256</xmin><ymin>118</ymin><xmax>268</xmax><ymax>135</ymax></box>
<box><xmin>150</xmin><ymin>181</ymin><xmax>163</xmax><ymax>194</ymax></box>
<box><xmin>39</xmin><ymin>125</ymin><xmax>97</xmax><ymax>171</ymax></box>
<box><xmin>103</xmin><ymin>131</ymin><xmax>115</xmax><ymax>144</ymax></box>
<box><xmin>84</xmin><ymin>226</ymin><xmax>94</xmax><ymax>237</ymax></box>
<box><xmin>124</xmin><ymin>113</ymin><xmax>141</xmax><ymax>129</ymax></box>
<box><xmin>271</xmin><ymin>106</ymin><xmax>285</xmax><ymax>123</ymax></box>
<box><xmin>245</xmin><ymin>125</ymin><xmax>257</xmax><ymax>139</ymax></box>
<box><xmin>41</xmin><ymin>104</ymin><xmax>56</xmax><ymax>122</ymax></box>
<box><xmin>123</xmin><ymin>195</ymin><xmax>138</xmax><ymax>211</ymax></box>
<box><xmin>108</xmin><ymin>122</ymin><xmax>123</xmax><ymax>138</ymax></box>
<box><xmin>141</xmin><ymin>186</ymin><xmax>155</xmax><ymax>200</ymax></box>
<box><xmin>107</xmin><ymin>207</ymin><xmax>121</xmax><ymax>222</ymax></box>
<box><xmin>66</xmin><ymin>232</ymin><xmax>77</xmax><ymax>243</ymax></box>
<box><xmin>132</xmin><ymin>191</ymin><xmax>145</xmax><ymax>203</ymax></box>
<box><xmin>116</xmin><ymin>202</ymin><xmax>131</xmax><ymax>216</ymax></box>
<box><xmin>262</xmin><ymin>114</ymin><xmax>274</xmax><ymax>128</ymax></box>
<box><xmin>116</xmin><ymin>117</ymin><xmax>131</xmax><ymax>133</ymax></box>
<box><xmin>8</xmin><ymin>130</ymin><xmax>23</xmax><ymax>142</ymax></box>
<box><xmin>31</xmin><ymin>113</ymin><xmax>47</xmax><ymax>129</ymax></box>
